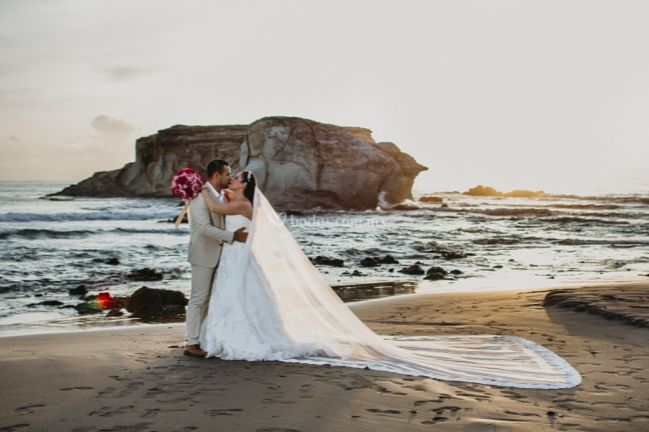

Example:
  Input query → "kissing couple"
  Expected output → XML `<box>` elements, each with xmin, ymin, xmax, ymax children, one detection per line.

<box><xmin>181</xmin><ymin>159</ymin><xmax>582</xmax><ymax>389</ymax></box>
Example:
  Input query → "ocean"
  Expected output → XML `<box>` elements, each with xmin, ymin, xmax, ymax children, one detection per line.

<box><xmin>1</xmin><ymin>181</ymin><xmax>648</xmax><ymax>336</ymax></box>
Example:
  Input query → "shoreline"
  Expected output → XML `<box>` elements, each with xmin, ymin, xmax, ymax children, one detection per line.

<box><xmin>2</xmin><ymin>276</ymin><xmax>647</xmax><ymax>339</ymax></box>
<box><xmin>1</xmin><ymin>281</ymin><xmax>647</xmax><ymax>431</ymax></box>
<box><xmin>3</xmin><ymin>180</ymin><xmax>649</xmax><ymax>342</ymax></box>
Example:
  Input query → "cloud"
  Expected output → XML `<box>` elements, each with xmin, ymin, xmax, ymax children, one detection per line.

<box><xmin>0</xmin><ymin>116</ymin><xmax>138</xmax><ymax>180</ymax></box>
<box><xmin>90</xmin><ymin>115</ymin><xmax>135</xmax><ymax>140</ymax></box>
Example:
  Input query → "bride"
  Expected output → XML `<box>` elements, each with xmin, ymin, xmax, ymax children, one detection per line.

<box><xmin>197</xmin><ymin>170</ymin><xmax>582</xmax><ymax>389</ymax></box>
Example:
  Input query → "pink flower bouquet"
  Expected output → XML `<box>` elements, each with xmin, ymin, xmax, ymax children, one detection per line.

<box><xmin>171</xmin><ymin>168</ymin><xmax>203</xmax><ymax>227</ymax></box>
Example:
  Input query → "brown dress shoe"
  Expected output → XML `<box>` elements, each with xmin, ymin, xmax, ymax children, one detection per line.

<box><xmin>183</xmin><ymin>344</ymin><xmax>207</xmax><ymax>358</ymax></box>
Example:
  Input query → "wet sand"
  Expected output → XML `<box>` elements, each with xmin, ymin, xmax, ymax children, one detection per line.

<box><xmin>1</xmin><ymin>282</ymin><xmax>648</xmax><ymax>431</ymax></box>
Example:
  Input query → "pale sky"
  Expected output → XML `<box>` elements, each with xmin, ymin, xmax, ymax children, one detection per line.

<box><xmin>1</xmin><ymin>0</ymin><xmax>648</xmax><ymax>194</ymax></box>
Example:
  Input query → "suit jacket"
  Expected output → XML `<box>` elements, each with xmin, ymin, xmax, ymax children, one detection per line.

<box><xmin>187</xmin><ymin>188</ymin><xmax>235</xmax><ymax>268</ymax></box>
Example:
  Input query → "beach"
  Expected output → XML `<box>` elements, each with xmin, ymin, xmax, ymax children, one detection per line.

<box><xmin>3</xmin><ymin>1</ymin><xmax>649</xmax><ymax>430</ymax></box>
<box><xmin>2</xmin><ymin>282</ymin><xmax>647</xmax><ymax>432</ymax></box>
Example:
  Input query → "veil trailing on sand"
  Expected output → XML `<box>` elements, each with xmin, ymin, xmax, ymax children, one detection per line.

<box><xmin>236</xmin><ymin>187</ymin><xmax>582</xmax><ymax>389</ymax></box>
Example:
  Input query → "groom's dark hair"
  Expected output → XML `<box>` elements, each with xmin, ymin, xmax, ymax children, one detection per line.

<box><xmin>207</xmin><ymin>159</ymin><xmax>229</xmax><ymax>178</ymax></box>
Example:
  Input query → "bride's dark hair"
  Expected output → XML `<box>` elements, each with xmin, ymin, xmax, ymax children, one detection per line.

<box><xmin>242</xmin><ymin>171</ymin><xmax>257</xmax><ymax>203</ymax></box>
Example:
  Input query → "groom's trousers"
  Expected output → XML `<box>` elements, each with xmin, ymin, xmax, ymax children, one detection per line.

<box><xmin>185</xmin><ymin>264</ymin><xmax>217</xmax><ymax>346</ymax></box>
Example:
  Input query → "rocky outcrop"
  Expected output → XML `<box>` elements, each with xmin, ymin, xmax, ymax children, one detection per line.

<box><xmin>53</xmin><ymin>116</ymin><xmax>427</xmax><ymax>210</ymax></box>
<box><xmin>463</xmin><ymin>185</ymin><xmax>548</xmax><ymax>198</ymax></box>
<box><xmin>543</xmin><ymin>286</ymin><xmax>649</xmax><ymax>328</ymax></box>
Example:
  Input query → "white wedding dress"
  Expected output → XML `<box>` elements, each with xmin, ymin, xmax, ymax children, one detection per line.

<box><xmin>198</xmin><ymin>187</ymin><xmax>582</xmax><ymax>389</ymax></box>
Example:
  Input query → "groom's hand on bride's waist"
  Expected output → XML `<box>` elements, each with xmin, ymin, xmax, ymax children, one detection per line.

<box><xmin>233</xmin><ymin>227</ymin><xmax>248</xmax><ymax>243</ymax></box>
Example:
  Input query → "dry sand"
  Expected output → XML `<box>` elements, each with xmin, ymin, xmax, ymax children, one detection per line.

<box><xmin>1</xmin><ymin>282</ymin><xmax>648</xmax><ymax>431</ymax></box>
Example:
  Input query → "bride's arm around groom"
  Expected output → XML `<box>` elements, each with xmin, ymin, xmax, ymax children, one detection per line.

<box><xmin>189</xmin><ymin>190</ymin><xmax>234</xmax><ymax>249</ymax></box>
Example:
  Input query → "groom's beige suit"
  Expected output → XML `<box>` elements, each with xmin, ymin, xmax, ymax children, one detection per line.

<box><xmin>185</xmin><ymin>186</ymin><xmax>235</xmax><ymax>346</ymax></box>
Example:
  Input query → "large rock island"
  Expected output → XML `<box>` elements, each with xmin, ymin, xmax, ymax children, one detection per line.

<box><xmin>54</xmin><ymin>116</ymin><xmax>427</xmax><ymax>210</ymax></box>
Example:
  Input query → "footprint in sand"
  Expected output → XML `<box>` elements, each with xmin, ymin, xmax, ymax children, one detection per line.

<box><xmin>88</xmin><ymin>421</ymin><xmax>152</xmax><ymax>431</ymax></box>
<box><xmin>204</xmin><ymin>408</ymin><xmax>243</xmax><ymax>416</ymax></box>
<box><xmin>0</xmin><ymin>424</ymin><xmax>30</xmax><ymax>432</ymax></box>
<box><xmin>375</xmin><ymin>386</ymin><xmax>407</xmax><ymax>396</ymax></box>
<box><xmin>262</xmin><ymin>398</ymin><xmax>296</xmax><ymax>405</ymax></box>
<box><xmin>97</xmin><ymin>386</ymin><xmax>116</xmax><ymax>397</ymax></box>
<box><xmin>143</xmin><ymin>386</ymin><xmax>165</xmax><ymax>399</ymax></box>
<box><xmin>88</xmin><ymin>405</ymin><xmax>135</xmax><ymax>417</ymax></box>
<box><xmin>421</xmin><ymin>416</ymin><xmax>449</xmax><ymax>424</ymax></box>
<box><xmin>14</xmin><ymin>404</ymin><xmax>45</xmax><ymax>414</ymax></box>
<box><xmin>455</xmin><ymin>391</ymin><xmax>491</xmax><ymax>402</ymax></box>
<box><xmin>594</xmin><ymin>382</ymin><xmax>631</xmax><ymax>392</ymax></box>
<box><xmin>141</xmin><ymin>408</ymin><xmax>187</xmax><ymax>419</ymax></box>
<box><xmin>365</xmin><ymin>408</ymin><xmax>401</xmax><ymax>416</ymax></box>
<box><xmin>432</xmin><ymin>406</ymin><xmax>462</xmax><ymax>415</ymax></box>
<box><xmin>60</xmin><ymin>386</ymin><xmax>94</xmax><ymax>391</ymax></box>
<box><xmin>107</xmin><ymin>375</ymin><xmax>128</xmax><ymax>381</ymax></box>
<box><xmin>500</xmin><ymin>390</ymin><xmax>529</xmax><ymax>402</ymax></box>
<box><xmin>298</xmin><ymin>383</ymin><xmax>314</xmax><ymax>399</ymax></box>
<box><xmin>503</xmin><ymin>410</ymin><xmax>541</xmax><ymax>417</ymax></box>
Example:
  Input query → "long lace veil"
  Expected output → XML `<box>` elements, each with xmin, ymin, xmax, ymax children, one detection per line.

<box><xmin>241</xmin><ymin>186</ymin><xmax>582</xmax><ymax>389</ymax></box>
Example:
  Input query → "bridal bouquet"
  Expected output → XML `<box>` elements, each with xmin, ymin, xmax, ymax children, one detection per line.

<box><xmin>171</xmin><ymin>167</ymin><xmax>203</xmax><ymax>227</ymax></box>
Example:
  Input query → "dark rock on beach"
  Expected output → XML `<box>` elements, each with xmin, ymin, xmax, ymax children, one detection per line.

<box><xmin>126</xmin><ymin>286</ymin><xmax>188</xmax><ymax>318</ymax></box>
<box><xmin>107</xmin><ymin>308</ymin><xmax>124</xmax><ymax>317</ymax></box>
<box><xmin>70</xmin><ymin>293</ymin><xmax>128</xmax><ymax>315</ymax></box>
<box><xmin>360</xmin><ymin>257</ymin><xmax>380</xmax><ymax>267</ymax></box>
<box><xmin>331</xmin><ymin>281</ymin><xmax>417</xmax><ymax>302</ymax></box>
<box><xmin>411</xmin><ymin>241</ymin><xmax>469</xmax><ymax>259</ymax></box>
<box><xmin>399</xmin><ymin>264</ymin><xmax>426</xmax><ymax>275</ymax></box>
<box><xmin>68</xmin><ymin>285</ymin><xmax>89</xmax><ymax>297</ymax></box>
<box><xmin>74</xmin><ymin>302</ymin><xmax>103</xmax><ymax>315</ymax></box>
<box><xmin>424</xmin><ymin>266</ymin><xmax>448</xmax><ymax>280</ymax></box>
<box><xmin>341</xmin><ymin>270</ymin><xmax>365</xmax><ymax>277</ymax></box>
<box><xmin>311</xmin><ymin>256</ymin><xmax>345</xmax><ymax>267</ymax></box>
<box><xmin>438</xmin><ymin>250</ymin><xmax>468</xmax><ymax>260</ymax></box>
<box><xmin>359</xmin><ymin>256</ymin><xmax>397</xmax><ymax>267</ymax></box>
<box><xmin>164</xmin><ymin>213</ymin><xmax>188</xmax><ymax>224</ymax></box>
<box><xmin>376</xmin><ymin>255</ymin><xmax>398</xmax><ymax>264</ymax></box>
<box><xmin>127</xmin><ymin>268</ymin><xmax>164</xmax><ymax>281</ymax></box>
<box><xmin>51</xmin><ymin>116</ymin><xmax>427</xmax><ymax>211</ymax></box>
<box><xmin>27</xmin><ymin>300</ymin><xmax>64</xmax><ymax>307</ymax></box>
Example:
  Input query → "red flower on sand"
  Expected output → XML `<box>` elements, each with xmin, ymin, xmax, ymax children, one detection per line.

<box><xmin>96</xmin><ymin>292</ymin><xmax>113</xmax><ymax>309</ymax></box>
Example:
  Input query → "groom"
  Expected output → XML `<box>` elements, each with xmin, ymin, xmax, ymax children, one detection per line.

<box><xmin>184</xmin><ymin>159</ymin><xmax>248</xmax><ymax>358</ymax></box>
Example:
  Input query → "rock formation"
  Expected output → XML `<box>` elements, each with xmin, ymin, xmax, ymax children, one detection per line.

<box><xmin>54</xmin><ymin>116</ymin><xmax>427</xmax><ymax>210</ymax></box>
<box><xmin>463</xmin><ymin>185</ymin><xmax>548</xmax><ymax>198</ymax></box>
